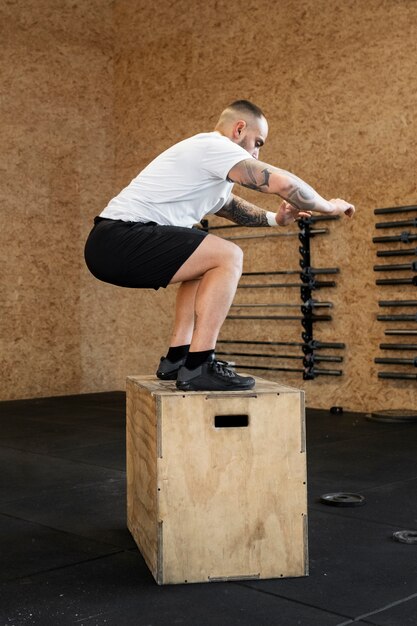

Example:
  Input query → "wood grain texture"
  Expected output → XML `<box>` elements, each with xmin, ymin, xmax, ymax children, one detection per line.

<box><xmin>112</xmin><ymin>0</ymin><xmax>417</xmax><ymax>412</ymax></box>
<box><xmin>0</xmin><ymin>0</ymin><xmax>116</xmax><ymax>399</ymax></box>
<box><xmin>2</xmin><ymin>0</ymin><xmax>416</xmax><ymax>412</ymax></box>
<box><xmin>126</xmin><ymin>377</ymin><xmax>159</xmax><ymax>579</ymax></box>
<box><xmin>127</xmin><ymin>376</ymin><xmax>307</xmax><ymax>584</ymax></box>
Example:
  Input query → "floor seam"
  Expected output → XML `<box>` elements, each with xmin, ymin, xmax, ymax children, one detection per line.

<box><xmin>235</xmin><ymin>582</ymin><xmax>352</xmax><ymax>621</ymax></box>
<box><xmin>0</xmin><ymin>444</ymin><xmax>126</xmax><ymax>473</ymax></box>
<box><xmin>0</xmin><ymin>510</ymin><xmax>130</xmax><ymax>550</ymax></box>
<box><xmin>2</xmin><ymin>550</ymin><xmax>127</xmax><ymax>584</ymax></box>
<box><xmin>308</xmin><ymin>427</ymin><xmax>417</xmax><ymax>449</ymax></box>
<box><xmin>308</xmin><ymin>504</ymin><xmax>417</xmax><ymax>528</ymax></box>
<box><xmin>333</xmin><ymin>589</ymin><xmax>417</xmax><ymax>625</ymax></box>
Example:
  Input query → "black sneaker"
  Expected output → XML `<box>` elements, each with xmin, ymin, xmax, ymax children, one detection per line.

<box><xmin>176</xmin><ymin>359</ymin><xmax>255</xmax><ymax>391</ymax></box>
<box><xmin>156</xmin><ymin>355</ymin><xmax>187</xmax><ymax>380</ymax></box>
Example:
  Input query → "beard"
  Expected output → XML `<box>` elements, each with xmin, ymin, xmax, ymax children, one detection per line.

<box><xmin>237</xmin><ymin>136</ymin><xmax>249</xmax><ymax>151</ymax></box>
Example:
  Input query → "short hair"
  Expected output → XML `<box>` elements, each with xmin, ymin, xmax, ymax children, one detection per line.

<box><xmin>226</xmin><ymin>100</ymin><xmax>265</xmax><ymax>119</ymax></box>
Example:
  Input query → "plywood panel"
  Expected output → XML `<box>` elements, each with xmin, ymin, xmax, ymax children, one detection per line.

<box><xmin>126</xmin><ymin>378</ymin><xmax>159</xmax><ymax>579</ymax></box>
<box><xmin>126</xmin><ymin>375</ymin><xmax>307</xmax><ymax>584</ymax></box>
<box><xmin>2</xmin><ymin>0</ymin><xmax>417</xmax><ymax>412</ymax></box>
<box><xmin>0</xmin><ymin>0</ymin><xmax>115</xmax><ymax>399</ymax></box>
<box><xmin>113</xmin><ymin>0</ymin><xmax>417</xmax><ymax>412</ymax></box>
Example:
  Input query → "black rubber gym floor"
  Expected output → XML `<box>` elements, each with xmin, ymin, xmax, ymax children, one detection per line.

<box><xmin>1</xmin><ymin>391</ymin><xmax>417</xmax><ymax>626</ymax></box>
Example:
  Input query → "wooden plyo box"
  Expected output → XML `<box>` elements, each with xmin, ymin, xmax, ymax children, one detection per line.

<box><xmin>126</xmin><ymin>375</ymin><xmax>308</xmax><ymax>585</ymax></box>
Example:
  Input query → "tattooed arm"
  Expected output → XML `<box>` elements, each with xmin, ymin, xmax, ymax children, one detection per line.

<box><xmin>216</xmin><ymin>194</ymin><xmax>307</xmax><ymax>226</ymax></box>
<box><xmin>216</xmin><ymin>194</ymin><xmax>269</xmax><ymax>226</ymax></box>
<box><xmin>227</xmin><ymin>159</ymin><xmax>355</xmax><ymax>217</ymax></box>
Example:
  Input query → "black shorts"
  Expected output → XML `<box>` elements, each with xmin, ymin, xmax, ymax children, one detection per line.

<box><xmin>84</xmin><ymin>217</ymin><xmax>208</xmax><ymax>290</ymax></box>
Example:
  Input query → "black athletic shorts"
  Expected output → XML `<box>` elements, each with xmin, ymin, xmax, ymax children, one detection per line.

<box><xmin>84</xmin><ymin>217</ymin><xmax>208</xmax><ymax>290</ymax></box>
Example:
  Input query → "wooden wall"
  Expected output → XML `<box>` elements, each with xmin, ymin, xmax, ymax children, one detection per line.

<box><xmin>1</xmin><ymin>0</ymin><xmax>116</xmax><ymax>398</ymax></box>
<box><xmin>111</xmin><ymin>0</ymin><xmax>417</xmax><ymax>411</ymax></box>
<box><xmin>2</xmin><ymin>0</ymin><xmax>416</xmax><ymax>411</ymax></box>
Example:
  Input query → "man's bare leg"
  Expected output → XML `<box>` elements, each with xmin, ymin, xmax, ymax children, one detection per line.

<box><xmin>161</xmin><ymin>234</ymin><xmax>254</xmax><ymax>390</ymax></box>
<box><xmin>169</xmin><ymin>234</ymin><xmax>243</xmax><ymax>350</ymax></box>
<box><xmin>169</xmin><ymin>280</ymin><xmax>200</xmax><ymax>347</ymax></box>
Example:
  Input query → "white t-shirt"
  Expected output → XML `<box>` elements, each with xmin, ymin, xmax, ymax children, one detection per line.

<box><xmin>100</xmin><ymin>132</ymin><xmax>252</xmax><ymax>228</ymax></box>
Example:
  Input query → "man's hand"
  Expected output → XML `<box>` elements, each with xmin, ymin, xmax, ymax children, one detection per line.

<box><xmin>275</xmin><ymin>200</ymin><xmax>312</xmax><ymax>226</ymax></box>
<box><xmin>328</xmin><ymin>198</ymin><xmax>355</xmax><ymax>217</ymax></box>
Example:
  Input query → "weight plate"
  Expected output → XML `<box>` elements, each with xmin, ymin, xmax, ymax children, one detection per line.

<box><xmin>367</xmin><ymin>409</ymin><xmax>417</xmax><ymax>423</ymax></box>
<box><xmin>393</xmin><ymin>530</ymin><xmax>417</xmax><ymax>545</ymax></box>
<box><xmin>320</xmin><ymin>492</ymin><xmax>366</xmax><ymax>507</ymax></box>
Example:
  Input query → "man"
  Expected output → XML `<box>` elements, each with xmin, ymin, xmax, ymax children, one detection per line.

<box><xmin>84</xmin><ymin>100</ymin><xmax>354</xmax><ymax>392</ymax></box>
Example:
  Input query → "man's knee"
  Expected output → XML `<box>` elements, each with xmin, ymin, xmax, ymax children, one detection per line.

<box><xmin>224</xmin><ymin>242</ymin><xmax>243</xmax><ymax>276</ymax></box>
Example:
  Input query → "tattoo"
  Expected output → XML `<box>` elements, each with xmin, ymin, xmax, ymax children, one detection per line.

<box><xmin>284</xmin><ymin>174</ymin><xmax>319</xmax><ymax>211</ymax></box>
<box><xmin>240</xmin><ymin>162</ymin><xmax>271</xmax><ymax>191</ymax></box>
<box><xmin>216</xmin><ymin>195</ymin><xmax>269</xmax><ymax>227</ymax></box>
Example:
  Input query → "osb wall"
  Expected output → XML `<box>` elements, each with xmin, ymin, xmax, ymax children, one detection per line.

<box><xmin>0</xmin><ymin>0</ymin><xmax>116</xmax><ymax>399</ymax></box>
<box><xmin>111</xmin><ymin>0</ymin><xmax>417</xmax><ymax>412</ymax></box>
<box><xmin>2</xmin><ymin>0</ymin><xmax>416</xmax><ymax>411</ymax></box>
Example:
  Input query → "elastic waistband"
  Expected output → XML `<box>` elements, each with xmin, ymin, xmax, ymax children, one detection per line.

<box><xmin>94</xmin><ymin>216</ymin><xmax>110</xmax><ymax>224</ymax></box>
<box><xmin>93</xmin><ymin>216</ymin><xmax>156</xmax><ymax>226</ymax></box>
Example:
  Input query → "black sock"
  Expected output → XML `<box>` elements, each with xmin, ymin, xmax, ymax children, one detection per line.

<box><xmin>166</xmin><ymin>345</ymin><xmax>190</xmax><ymax>362</ymax></box>
<box><xmin>185</xmin><ymin>349</ymin><xmax>215</xmax><ymax>370</ymax></box>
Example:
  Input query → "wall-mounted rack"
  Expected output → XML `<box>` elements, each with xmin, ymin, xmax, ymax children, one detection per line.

<box><xmin>204</xmin><ymin>214</ymin><xmax>345</xmax><ymax>379</ymax></box>
<box><xmin>372</xmin><ymin>204</ymin><xmax>417</xmax><ymax>380</ymax></box>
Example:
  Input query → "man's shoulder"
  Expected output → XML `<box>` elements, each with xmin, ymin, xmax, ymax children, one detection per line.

<box><xmin>182</xmin><ymin>132</ymin><xmax>246</xmax><ymax>154</ymax></box>
<box><xmin>182</xmin><ymin>131</ymin><xmax>226</xmax><ymax>145</ymax></box>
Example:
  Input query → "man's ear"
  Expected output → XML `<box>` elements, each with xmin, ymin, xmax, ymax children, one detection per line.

<box><xmin>233</xmin><ymin>120</ymin><xmax>247</xmax><ymax>139</ymax></box>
